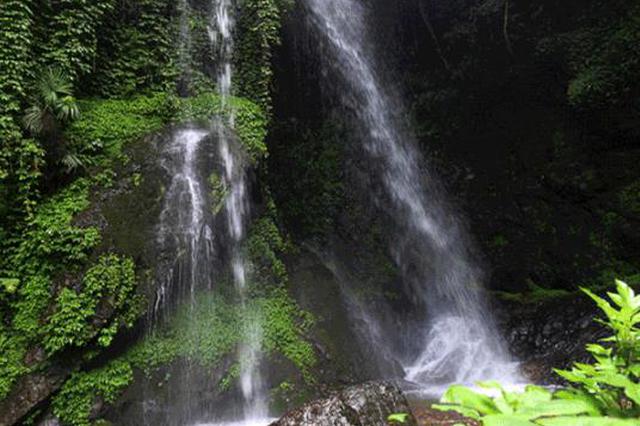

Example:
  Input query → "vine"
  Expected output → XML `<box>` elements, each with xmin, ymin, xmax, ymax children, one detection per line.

<box><xmin>39</xmin><ymin>0</ymin><xmax>116</xmax><ymax>84</ymax></box>
<box><xmin>235</xmin><ymin>0</ymin><xmax>294</xmax><ymax>112</ymax></box>
<box><xmin>0</xmin><ymin>0</ymin><xmax>43</xmax><ymax>218</ymax></box>
<box><xmin>85</xmin><ymin>0</ymin><xmax>178</xmax><ymax>96</ymax></box>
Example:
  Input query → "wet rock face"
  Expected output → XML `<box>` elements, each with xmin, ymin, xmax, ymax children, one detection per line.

<box><xmin>498</xmin><ymin>296</ymin><xmax>605</xmax><ymax>384</ymax></box>
<box><xmin>270</xmin><ymin>381</ymin><xmax>417</xmax><ymax>426</ymax></box>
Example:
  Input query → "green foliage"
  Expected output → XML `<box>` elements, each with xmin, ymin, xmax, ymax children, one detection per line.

<box><xmin>269</xmin><ymin>122</ymin><xmax>346</xmax><ymax>239</ymax></box>
<box><xmin>618</xmin><ymin>182</ymin><xmax>640</xmax><ymax>217</ymax></box>
<box><xmin>259</xmin><ymin>286</ymin><xmax>316</xmax><ymax>381</ymax></box>
<box><xmin>235</xmin><ymin>0</ymin><xmax>294</xmax><ymax>111</ymax></box>
<box><xmin>125</xmin><ymin>286</ymin><xmax>315</xmax><ymax>381</ymax></box>
<box><xmin>87</xmin><ymin>0</ymin><xmax>177</xmax><ymax>96</ymax></box>
<box><xmin>564</xmin><ymin>5</ymin><xmax>640</xmax><ymax>110</ymax></box>
<box><xmin>43</xmin><ymin>254</ymin><xmax>141</xmax><ymax>354</ymax></box>
<box><xmin>0</xmin><ymin>178</ymin><xmax>142</xmax><ymax>401</ymax></box>
<box><xmin>120</xmin><ymin>211</ymin><xmax>315</xmax><ymax>391</ymax></box>
<box><xmin>65</xmin><ymin>92</ymin><xmax>268</xmax><ymax>165</ymax></box>
<box><xmin>0</xmin><ymin>0</ymin><xmax>43</xmax><ymax>217</ymax></box>
<box><xmin>38</xmin><ymin>0</ymin><xmax>116</xmax><ymax>83</ymax></box>
<box><xmin>247</xmin><ymin>214</ymin><xmax>288</xmax><ymax>285</ymax></box>
<box><xmin>388</xmin><ymin>413</ymin><xmax>410</xmax><ymax>423</ymax></box>
<box><xmin>23</xmin><ymin>68</ymin><xmax>80</xmax><ymax>137</ymax></box>
<box><xmin>498</xmin><ymin>280</ymin><xmax>573</xmax><ymax>304</ymax></box>
<box><xmin>436</xmin><ymin>280</ymin><xmax>640</xmax><ymax>424</ymax></box>
<box><xmin>0</xmin><ymin>179</ymin><xmax>98</xmax><ymax>399</ymax></box>
<box><xmin>66</xmin><ymin>94</ymin><xmax>174</xmax><ymax>163</ymax></box>
<box><xmin>555</xmin><ymin>280</ymin><xmax>640</xmax><ymax>417</ymax></box>
<box><xmin>0</xmin><ymin>333</ymin><xmax>28</xmax><ymax>401</ymax></box>
<box><xmin>173</xmin><ymin>93</ymin><xmax>268</xmax><ymax>162</ymax></box>
<box><xmin>52</xmin><ymin>360</ymin><xmax>133</xmax><ymax>426</ymax></box>
<box><xmin>435</xmin><ymin>382</ymin><xmax>638</xmax><ymax>425</ymax></box>
<box><xmin>2</xmin><ymin>179</ymin><xmax>99</xmax><ymax>339</ymax></box>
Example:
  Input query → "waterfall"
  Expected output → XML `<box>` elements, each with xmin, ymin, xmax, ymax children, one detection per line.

<box><xmin>155</xmin><ymin>128</ymin><xmax>214</xmax><ymax>317</ymax></box>
<box><xmin>207</xmin><ymin>0</ymin><xmax>270</xmax><ymax>423</ymax></box>
<box><xmin>303</xmin><ymin>0</ymin><xmax>521</xmax><ymax>394</ymax></box>
<box><xmin>147</xmin><ymin>0</ymin><xmax>271</xmax><ymax>423</ymax></box>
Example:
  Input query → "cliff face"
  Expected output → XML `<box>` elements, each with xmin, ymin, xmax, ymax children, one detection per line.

<box><xmin>1</xmin><ymin>0</ymin><xmax>639</xmax><ymax>424</ymax></box>
<box><xmin>269</xmin><ymin>0</ymin><xmax>640</xmax><ymax>294</ymax></box>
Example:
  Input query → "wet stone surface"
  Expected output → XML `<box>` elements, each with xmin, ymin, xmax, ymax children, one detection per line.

<box><xmin>270</xmin><ymin>381</ymin><xmax>418</xmax><ymax>426</ymax></box>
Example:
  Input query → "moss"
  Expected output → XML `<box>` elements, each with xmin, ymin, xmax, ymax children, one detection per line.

<box><xmin>258</xmin><ymin>287</ymin><xmax>316</xmax><ymax>381</ymax></box>
<box><xmin>66</xmin><ymin>91</ymin><xmax>267</xmax><ymax>165</ymax></box>
<box><xmin>131</xmin><ymin>173</ymin><xmax>142</xmax><ymax>188</ymax></box>
<box><xmin>105</xmin><ymin>207</ymin><xmax>317</xmax><ymax>404</ymax></box>
<box><xmin>247</xmin><ymin>214</ymin><xmax>288</xmax><ymax>285</ymax></box>
<box><xmin>584</xmin><ymin>268</ymin><xmax>640</xmax><ymax>293</ymax></box>
<box><xmin>66</xmin><ymin>94</ymin><xmax>174</xmax><ymax>163</ymax></box>
<box><xmin>219</xmin><ymin>363</ymin><xmax>241</xmax><ymax>391</ymax></box>
<box><xmin>268</xmin><ymin>121</ymin><xmax>346</xmax><ymax>239</ymax></box>
<box><xmin>125</xmin><ymin>284</ymin><xmax>315</xmax><ymax>382</ymax></box>
<box><xmin>174</xmin><ymin>93</ymin><xmax>268</xmax><ymax>162</ymax></box>
<box><xmin>271</xmin><ymin>379</ymin><xmax>313</xmax><ymax>415</ymax></box>
<box><xmin>208</xmin><ymin>172</ymin><xmax>228</xmax><ymax>215</ymax></box>
<box><xmin>497</xmin><ymin>280</ymin><xmax>573</xmax><ymax>304</ymax></box>
<box><xmin>565</xmin><ymin>5</ymin><xmax>640</xmax><ymax>110</ymax></box>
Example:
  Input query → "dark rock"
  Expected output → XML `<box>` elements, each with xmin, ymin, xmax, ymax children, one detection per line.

<box><xmin>0</xmin><ymin>371</ymin><xmax>68</xmax><ymax>426</ymax></box>
<box><xmin>36</xmin><ymin>415</ymin><xmax>60</xmax><ymax>426</ymax></box>
<box><xmin>497</xmin><ymin>295</ymin><xmax>606</xmax><ymax>384</ymax></box>
<box><xmin>270</xmin><ymin>381</ymin><xmax>417</xmax><ymax>426</ymax></box>
<box><xmin>412</xmin><ymin>407</ymin><xmax>479</xmax><ymax>426</ymax></box>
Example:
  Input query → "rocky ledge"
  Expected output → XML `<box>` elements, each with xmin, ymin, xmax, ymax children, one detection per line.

<box><xmin>270</xmin><ymin>381</ymin><xmax>418</xmax><ymax>426</ymax></box>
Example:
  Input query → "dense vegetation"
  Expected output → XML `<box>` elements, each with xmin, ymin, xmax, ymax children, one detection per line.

<box><xmin>0</xmin><ymin>0</ymin><xmax>305</xmax><ymax>424</ymax></box>
<box><xmin>0</xmin><ymin>0</ymin><xmax>638</xmax><ymax>425</ymax></box>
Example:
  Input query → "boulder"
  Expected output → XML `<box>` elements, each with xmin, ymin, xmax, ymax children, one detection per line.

<box><xmin>270</xmin><ymin>381</ymin><xmax>417</xmax><ymax>426</ymax></box>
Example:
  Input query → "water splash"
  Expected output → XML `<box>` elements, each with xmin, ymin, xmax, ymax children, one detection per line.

<box><xmin>303</xmin><ymin>0</ymin><xmax>521</xmax><ymax>394</ymax></box>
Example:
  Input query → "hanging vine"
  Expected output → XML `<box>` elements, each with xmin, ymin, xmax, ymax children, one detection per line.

<box><xmin>0</xmin><ymin>0</ymin><xmax>44</xmax><ymax>219</ymax></box>
<box><xmin>235</xmin><ymin>0</ymin><xmax>294</xmax><ymax>113</ymax></box>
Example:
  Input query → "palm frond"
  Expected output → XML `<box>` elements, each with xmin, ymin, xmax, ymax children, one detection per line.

<box><xmin>60</xmin><ymin>153</ymin><xmax>85</xmax><ymax>173</ymax></box>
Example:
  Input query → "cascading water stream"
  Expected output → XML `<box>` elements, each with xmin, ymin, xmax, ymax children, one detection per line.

<box><xmin>207</xmin><ymin>0</ymin><xmax>270</xmax><ymax>423</ymax></box>
<box><xmin>156</xmin><ymin>128</ymin><xmax>213</xmax><ymax>316</ymax></box>
<box><xmin>148</xmin><ymin>0</ymin><xmax>271</xmax><ymax>423</ymax></box>
<box><xmin>303</xmin><ymin>0</ymin><xmax>521</xmax><ymax>394</ymax></box>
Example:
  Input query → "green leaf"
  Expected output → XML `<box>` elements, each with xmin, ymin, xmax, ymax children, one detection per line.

<box><xmin>441</xmin><ymin>385</ymin><xmax>500</xmax><ymax>415</ymax></box>
<box><xmin>387</xmin><ymin>413</ymin><xmax>409</xmax><ymax>423</ymax></box>
<box><xmin>623</xmin><ymin>382</ymin><xmax>640</xmax><ymax>405</ymax></box>
<box><xmin>538</xmin><ymin>417</ymin><xmax>640</xmax><ymax>426</ymax></box>
<box><xmin>482</xmin><ymin>414</ymin><xmax>537</xmax><ymax>426</ymax></box>
<box><xmin>432</xmin><ymin>404</ymin><xmax>481</xmax><ymax>420</ymax></box>
<box><xmin>554</xmin><ymin>390</ymin><xmax>603</xmax><ymax>415</ymax></box>
<box><xmin>520</xmin><ymin>399</ymin><xmax>599</xmax><ymax>418</ymax></box>
<box><xmin>0</xmin><ymin>278</ymin><xmax>19</xmax><ymax>293</ymax></box>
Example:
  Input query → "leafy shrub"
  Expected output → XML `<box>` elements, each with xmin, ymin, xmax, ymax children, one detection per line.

<box><xmin>43</xmin><ymin>254</ymin><xmax>140</xmax><ymax>354</ymax></box>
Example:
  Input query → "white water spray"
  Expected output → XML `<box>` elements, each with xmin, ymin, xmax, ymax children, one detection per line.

<box><xmin>304</xmin><ymin>0</ymin><xmax>521</xmax><ymax>394</ymax></box>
